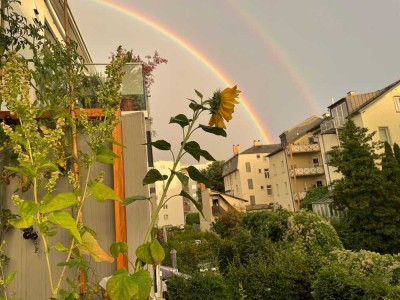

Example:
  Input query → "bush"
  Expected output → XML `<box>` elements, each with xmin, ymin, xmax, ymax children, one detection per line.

<box><xmin>167</xmin><ymin>272</ymin><xmax>233</xmax><ymax>300</ymax></box>
<box><xmin>312</xmin><ymin>250</ymin><xmax>400</xmax><ymax>299</ymax></box>
<box><xmin>185</xmin><ymin>212</ymin><xmax>200</xmax><ymax>225</ymax></box>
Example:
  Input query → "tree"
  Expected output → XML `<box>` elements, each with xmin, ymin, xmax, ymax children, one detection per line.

<box><xmin>185</xmin><ymin>212</ymin><xmax>200</xmax><ymax>225</ymax></box>
<box><xmin>393</xmin><ymin>143</ymin><xmax>400</xmax><ymax>165</ymax></box>
<box><xmin>200</xmin><ymin>160</ymin><xmax>225</xmax><ymax>192</ymax></box>
<box><xmin>299</xmin><ymin>186</ymin><xmax>329</xmax><ymax>211</ymax></box>
<box><xmin>328</xmin><ymin>119</ymin><xmax>396</xmax><ymax>253</ymax></box>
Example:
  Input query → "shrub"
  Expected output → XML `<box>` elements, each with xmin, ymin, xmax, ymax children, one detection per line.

<box><xmin>312</xmin><ymin>250</ymin><xmax>400</xmax><ymax>299</ymax></box>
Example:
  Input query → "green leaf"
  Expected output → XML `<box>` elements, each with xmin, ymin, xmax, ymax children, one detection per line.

<box><xmin>54</xmin><ymin>242</ymin><xmax>69</xmax><ymax>253</ymax></box>
<box><xmin>184</xmin><ymin>141</ymin><xmax>215</xmax><ymax>162</ymax></box>
<box><xmin>4</xmin><ymin>166</ymin><xmax>32</xmax><ymax>177</ymax></box>
<box><xmin>143</xmin><ymin>169</ymin><xmax>167</xmax><ymax>185</ymax></box>
<box><xmin>130</xmin><ymin>270</ymin><xmax>152</xmax><ymax>300</ymax></box>
<box><xmin>144</xmin><ymin>140</ymin><xmax>171</xmax><ymax>151</ymax></box>
<box><xmin>39</xmin><ymin>192</ymin><xmax>78</xmax><ymax>214</ymax></box>
<box><xmin>189</xmin><ymin>102</ymin><xmax>205</xmax><ymax>112</ymax></box>
<box><xmin>194</xmin><ymin>89</ymin><xmax>203</xmax><ymax>99</ymax></box>
<box><xmin>96</xmin><ymin>146</ymin><xmax>119</xmax><ymax>164</ymax></box>
<box><xmin>150</xmin><ymin>239</ymin><xmax>165</xmax><ymax>266</ymax></box>
<box><xmin>107</xmin><ymin>268</ymin><xmax>138</xmax><ymax>300</ymax></box>
<box><xmin>110</xmin><ymin>242</ymin><xmax>128</xmax><ymax>257</ymax></box>
<box><xmin>4</xmin><ymin>271</ymin><xmax>16</xmax><ymax>285</ymax></box>
<box><xmin>199</xmin><ymin>124</ymin><xmax>227</xmax><ymax>137</ymax></box>
<box><xmin>169</xmin><ymin>114</ymin><xmax>190</xmax><ymax>128</ymax></box>
<box><xmin>136</xmin><ymin>243</ymin><xmax>153</xmax><ymax>264</ymax></box>
<box><xmin>172</xmin><ymin>170</ymin><xmax>189</xmax><ymax>188</ymax></box>
<box><xmin>9</xmin><ymin>201</ymin><xmax>38</xmax><ymax>228</ymax></box>
<box><xmin>48</xmin><ymin>212</ymin><xmax>82</xmax><ymax>243</ymax></box>
<box><xmin>90</xmin><ymin>182</ymin><xmax>121</xmax><ymax>202</ymax></box>
<box><xmin>39</xmin><ymin>161</ymin><xmax>59</xmax><ymax>172</ymax></box>
<box><xmin>187</xmin><ymin>166</ymin><xmax>211</xmax><ymax>187</ymax></box>
<box><xmin>180</xmin><ymin>190</ymin><xmax>205</xmax><ymax>218</ymax></box>
<box><xmin>122</xmin><ymin>195</ymin><xmax>150</xmax><ymax>206</ymax></box>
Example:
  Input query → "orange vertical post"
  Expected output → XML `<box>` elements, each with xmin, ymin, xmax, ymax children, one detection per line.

<box><xmin>112</xmin><ymin>110</ymin><xmax>128</xmax><ymax>268</ymax></box>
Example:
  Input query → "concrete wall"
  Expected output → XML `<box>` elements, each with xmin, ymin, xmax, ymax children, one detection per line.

<box><xmin>122</xmin><ymin>112</ymin><xmax>151</xmax><ymax>272</ymax></box>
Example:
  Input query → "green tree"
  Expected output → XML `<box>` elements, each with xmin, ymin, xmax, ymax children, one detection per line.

<box><xmin>328</xmin><ymin>119</ymin><xmax>392</xmax><ymax>252</ymax></box>
<box><xmin>200</xmin><ymin>160</ymin><xmax>225</xmax><ymax>192</ymax></box>
<box><xmin>185</xmin><ymin>212</ymin><xmax>200</xmax><ymax>225</ymax></box>
<box><xmin>393</xmin><ymin>143</ymin><xmax>400</xmax><ymax>165</ymax></box>
<box><xmin>299</xmin><ymin>186</ymin><xmax>329</xmax><ymax>210</ymax></box>
<box><xmin>210</xmin><ymin>209</ymin><xmax>244</xmax><ymax>239</ymax></box>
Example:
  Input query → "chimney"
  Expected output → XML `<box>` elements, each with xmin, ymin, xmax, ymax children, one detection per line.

<box><xmin>233</xmin><ymin>144</ymin><xmax>240</xmax><ymax>155</ymax></box>
<box><xmin>253</xmin><ymin>139</ymin><xmax>261</xmax><ymax>147</ymax></box>
<box><xmin>347</xmin><ymin>91</ymin><xmax>356</xmax><ymax>96</ymax></box>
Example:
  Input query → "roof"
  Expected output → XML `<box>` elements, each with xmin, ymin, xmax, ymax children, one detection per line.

<box><xmin>279</xmin><ymin>115</ymin><xmax>323</xmax><ymax>145</ymax></box>
<box><xmin>222</xmin><ymin>143</ymin><xmax>281</xmax><ymax>177</ymax></box>
<box><xmin>241</xmin><ymin>144</ymin><xmax>281</xmax><ymax>155</ymax></box>
<box><xmin>329</xmin><ymin>79</ymin><xmax>400</xmax><ymax>115</ymax></box>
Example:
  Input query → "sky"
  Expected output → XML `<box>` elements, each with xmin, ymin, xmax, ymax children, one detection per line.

<box><xmin>69</xmin><ymin>0</ymin><xmax>400</xmax><ymax>163</ymax></box>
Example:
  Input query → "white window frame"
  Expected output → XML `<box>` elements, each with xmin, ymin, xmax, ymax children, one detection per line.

<box><xmin>378</xmin><ymin>127</ymin><xmax>391</xmax><ymax>143</ymax></box>
<box><xmin>394</xmin><ymin>96</ymin><xmax>400</xmax><ymax>112</ymax></box>
<box><xmin>264</xmin><ymin>168</ymin><xmax>270</xmax><ymax>178</ymax></box>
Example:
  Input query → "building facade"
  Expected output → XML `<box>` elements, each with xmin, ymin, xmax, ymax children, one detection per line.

<box><xmin>222</xmin><ymin>140</ymin><xmax>281</xmax><ymax>207</ymax></box>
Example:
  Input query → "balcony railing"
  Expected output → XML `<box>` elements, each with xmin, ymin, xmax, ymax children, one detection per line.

<box><xmin>289</xmin><ymin>144</ymin><xmax>320</xmax><ymax>153</ymax></box>
<box><xmin>289</xmin><ymin>166</ymin><xmax>324</xmax><ymax>177</ymax></box>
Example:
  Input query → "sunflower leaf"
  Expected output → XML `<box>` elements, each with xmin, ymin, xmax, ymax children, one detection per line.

<box><xmin>195</xmin><ymin>89</ymin><xmax>203</xmax><ymax>99</ymax></box>
<box><xmin>186</xmin><ymin>166</ymin><xmax>211</xmax><ymax>187</ymax></box>
<box><xmin>169</xmin><ymin>114</ymin><xmax>190</xmax><ymax>128</ymax></box>
<box><xmin>143</xmin><ymin>140</ymin><xmax>171</xmax><ymax>151</ymax></box>
<box><xmin>143</xmin><ymin>169</ymin><xmax>168</xmax><ymax>185</ymax></box>
<box><xmin>180</xmin><ymin>190</ymin><xmax>205</xmax><ymax>218</ymax></box>
<box><xmin>171</xmin><ymin>170</ymin><xmax>189</xmax><ymax>188</ymax></box>
<box><xmin>189</xmin><ymin>102</ymin><xmax>205</xmax><ymax>112</ymax></box>
<box><xmin>199</xmin><ymin>124</ymin><xmax>227</xmax><ymax>137</ymax></box>
<box><xmin>184</xmin><ymin>141</ymin><xmax>215</xmax><ymax>162</ymax></box>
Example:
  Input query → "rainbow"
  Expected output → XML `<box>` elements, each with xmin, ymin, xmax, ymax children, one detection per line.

<box><xmin>225</xmin><ymin>0</ymin><xmax>320</xmax><ymax>115</ymax></box>
<box><xmin>88</xmin><ymin>0</ymin><xmax>274</xmax><ymax>143</ymax></box>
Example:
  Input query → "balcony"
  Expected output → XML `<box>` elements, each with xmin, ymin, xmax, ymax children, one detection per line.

<box><xmin>212</xmin><ymin>205</ymin><xmax>226</xmax><ymax>216</ymax></box>
<box><xmin>288</xmin><ymin>144</ymin><xmax>320</xmax><ymax>154</ymax></box>
<box><xmin>83</xmin><ymin>63</ymin><xmax>147</xmax><ymax>113</ymax></box>
<box><xmin>289</xmin><ymin>166</ymin><xmax>324</xmax><ymax>177</ymax></box>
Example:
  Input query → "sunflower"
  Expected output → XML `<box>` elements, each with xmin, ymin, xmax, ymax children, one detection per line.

<box><xmin>208</xmin><ymin>85</ymin><xmax>240</xmax><ymax>129</ymax></box>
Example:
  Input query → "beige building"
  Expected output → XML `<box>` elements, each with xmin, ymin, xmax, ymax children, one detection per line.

<box><xmin>319</xmin><ymin>80</ymin><xmax>400</xmax><ymax>185</ymax></box>
<box><xmin>268</xmin><ymin>116</ymin><xmax>325</xmax><ymax>211</ymax></box>
<box><xmin>222</xmin><ymin>141</ymin><xmax>281</xmax><ymax>208</ymax></box>
<box><xmin>200</xmin><ymin>188</ymin><xmax>247</xmax><ymax>232</ymax></box>
<box><xmin>154</xmin><ymin>161</ymin><xmax>185</xmax><ymax>228</ymax></box>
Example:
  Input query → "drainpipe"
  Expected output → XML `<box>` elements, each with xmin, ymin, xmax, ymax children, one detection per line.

<box><xmin>44</xmin><ymin>0</ymin><xmax>66</xmax><ymax>39</ymax></box>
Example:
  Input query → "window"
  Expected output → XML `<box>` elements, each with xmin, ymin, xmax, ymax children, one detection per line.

<box><xmin>261</xmin><ymin>185</ymin><xmax>264</xmax><ymax>190</ymax></box>
<box><xmin>316</xmin><ymin>180</ymin><xmax>323</xmax><ymax>187</ymax></box>
<box><xmin>249</xmin><ymin>195</ymin><xmax>256</xmax><ymax>205</ymax></box>
<box><xmin>258</xmin><ymin>169</ymin><xmax>261</xmax><ymax>174</ymax></box>
<box><xmin>192</xmin><ymin>184</ymin><xmax>197</xmax><ymax>189</ymax></box>
<box><xmin>163</xmin><ymin>205</ymin><xmax>168</xmax><ymax>209</ymax></box>
<box><xmin>378</xmin><ymin>127</ymin><xmax>390</xmax><ymax>143</ymax></box>
<box><xmin>394</xmin><ymin>96</ymin><xmax>400</xmax><ymax>112</ymax></box>
<box><xmin>276</xmin><ymin>184</ymin><xmax>280</xmax><ymax>196</ymax></box>
<box><xmin>264</xmin><ymin>168</ymin><xmax>270</xmax><ymax>178</ymax></box>
<box><xmin>267</xmin><ymin>185</ymin><xmax>273</xmax><ymax>196</ymax></box>
<box><xmin>331</xmin><ymin>102</ymin><xmax>348</xmax><ymax>127</ymax></box>
<box><xmin>263</xmin><ymin>156</ymin><xmax>268</xmax><ymax>162</ymax></box>
<box><xmin>256</xmin><ymin>154</ymin><xmax>260</xmax><ymax>159</ymax></box>
<box><xmin>312</xmin><ymin>157</ymin><xmax>320</xmax><ymax>167</ymax></box>
<box><xmin>247</xmin><ymin>179</ymin><xmax>254</xmax><ymax>189</ymax></box>
<box><xmin>163</xmin><ymin>215</ymin><xmax>168</xmax><ymax>220</ymax></box>
<box><xmin>273</xmin><ymin>164</ymin><xmax>276</xmax><ymax>175</ymax></box>
<box><xmin>245</xmin><ymin>162</ymin><xmax>251</xmax><ymax>172</ymax></box>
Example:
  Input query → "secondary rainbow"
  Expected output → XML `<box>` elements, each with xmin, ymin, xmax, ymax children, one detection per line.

<box><xmin>87</xmin><ymin>0</ymin><xmax>273</xmax><ymax>144</ymax></box>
